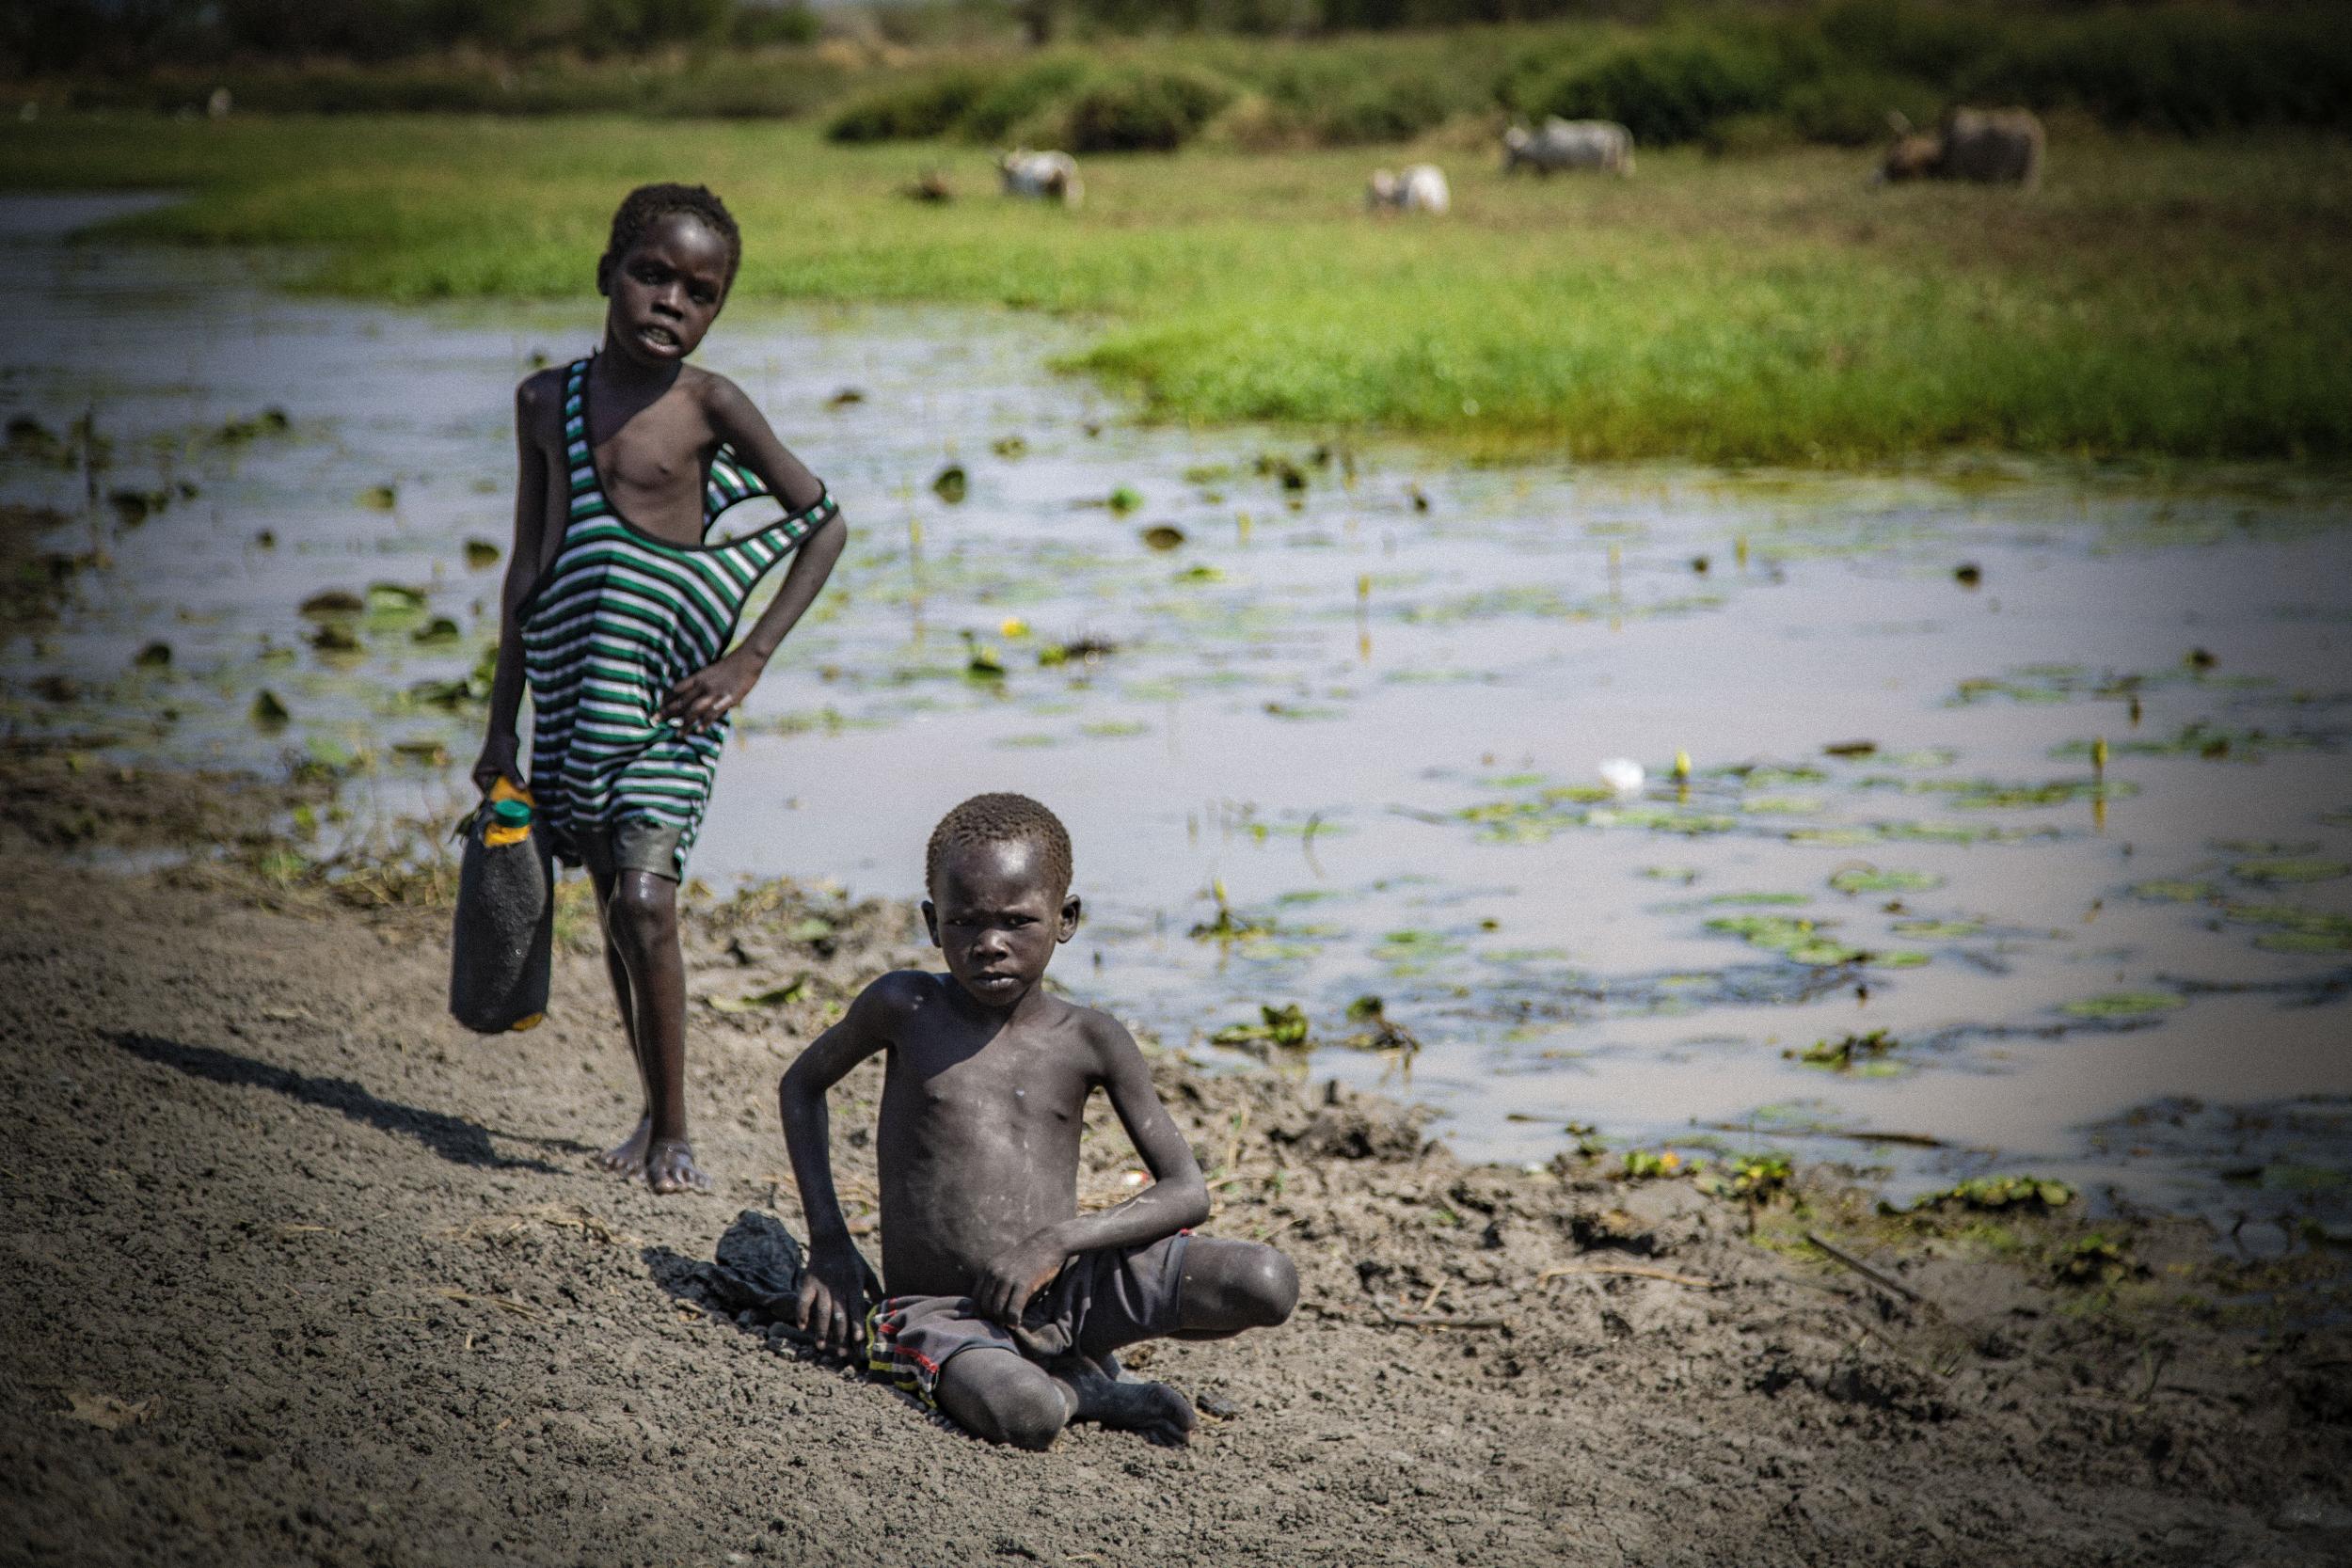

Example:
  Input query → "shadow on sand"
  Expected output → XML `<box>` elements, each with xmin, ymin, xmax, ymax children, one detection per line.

<box><xmin>111</xmin><ymin>1029</ymin><xmax>580</xmax><ymax>1174</ymax></box>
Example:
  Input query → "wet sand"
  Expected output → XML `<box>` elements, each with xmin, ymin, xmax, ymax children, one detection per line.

<box><xmin>3</xmin><ymin>768</ymin><xmax>2348</xmax><ymax>1567</ymax></box>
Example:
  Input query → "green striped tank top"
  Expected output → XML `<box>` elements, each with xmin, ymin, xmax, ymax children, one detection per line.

<box><xmin>518</xmin><ymin>356</ymin><xmax>837</xmax><ymax>876</ymax></box>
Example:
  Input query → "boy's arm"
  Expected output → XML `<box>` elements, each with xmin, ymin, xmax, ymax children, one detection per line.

<box><xmin>660</xmin><ymin>378</ymin><xmax>847</xmax><ymax>735</ymax></box>
<box><xmin>471</xmin><ymin>377</ymin><xmax>553</xmax><ymax>792</ymax></box>
<box><xmin>777</xmin><ymin>975</ymin><xmax>902</xmax><ymax>1354</ymax></box>
<box><xmin>972</xmin><ymin>1017</ymin><xmax>1212</xmax><ymax>1327</ymax></box>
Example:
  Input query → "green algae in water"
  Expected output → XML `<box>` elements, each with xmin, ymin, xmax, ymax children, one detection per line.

<box><xmin>2060</xmin><ymin>990</ymin><xmax>2185</xmax><ymax>1019</ymax></box>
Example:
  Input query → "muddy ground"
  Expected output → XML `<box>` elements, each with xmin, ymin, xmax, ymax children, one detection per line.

<box><xmin>3</xmin><ymin>763</ymin><xmax>2350</xmax><ymax>1568</ymax></box>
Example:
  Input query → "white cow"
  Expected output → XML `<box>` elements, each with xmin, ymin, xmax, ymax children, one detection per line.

<box><xmin>996</xmin><ymin>149</ymin><xmax>1084</xmax><ymax>208</ymax></box>
<box><xmin>1365</xmin><ymin>164</ymin><xmax>1450</xmax><ymax>215</ymax></box>
<box><xmin>1502</xmin><ymin>117</ymin><xmax>1635</xmax><ymax>177</ymax></box>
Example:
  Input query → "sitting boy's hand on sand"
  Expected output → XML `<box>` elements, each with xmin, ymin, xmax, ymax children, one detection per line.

<box><xmin>660</xmin><ymin>646</ymin><xmax>763</xmax><ymax>734</ymax></box>
<box><xmin>974</xmin><ymin>1229</ymin><xmax>1069</xmax><ymax>1326</ymax></box>
<box><xmin>795</xmin><ymin>1238</ymin><xmax>871</xmax><ymax>1355</ymax></box>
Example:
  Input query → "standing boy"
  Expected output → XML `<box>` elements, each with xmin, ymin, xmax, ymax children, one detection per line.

<box><xmin>780</xmin><ymin>794</ymin><xmax>1297</xmax><ymax>1448</ymax></box>
<box><xmin>473</xmin><ymin>184</ymin><xmax>847</xmax><ymax>1195</ymax></box>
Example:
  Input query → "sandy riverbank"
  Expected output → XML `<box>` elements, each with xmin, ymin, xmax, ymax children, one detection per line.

<box><xmin>2</xmin><ymin>762</ymin><xmax>2348</xmax><ymax>1567</ymax></box>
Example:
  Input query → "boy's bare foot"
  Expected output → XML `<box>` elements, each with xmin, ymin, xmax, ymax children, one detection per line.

<box><xmin>1064</xmin><ymin>1354</ymin><xmax>1195</xmax><ymax>1447</ymax></box>
<box><xmin>645</xmin><ymin>1136</ymin><xmax>711</xmax><ymax>1196</ymax></box>
<box><xmin>596</xmin><ymin>1117</ymin><xmax>653</xmax><ymax>1175</ymax></box>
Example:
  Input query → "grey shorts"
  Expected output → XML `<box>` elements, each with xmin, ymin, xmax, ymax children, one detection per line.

<box><xmin>865</xmin><ymin>1232</ymin><xmax>1193</xmax><ymax>1405</ymax></box>
<box><xmin>567</xmin><ymin>817</ymin><xmax>687</xmax><ymax>883</ymax></box>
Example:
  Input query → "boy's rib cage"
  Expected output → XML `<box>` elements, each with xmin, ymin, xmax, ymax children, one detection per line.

<box><xmin>519</xmin><ymin>356</ymin><xmax>837</xmax><ymax>875</ymax></box>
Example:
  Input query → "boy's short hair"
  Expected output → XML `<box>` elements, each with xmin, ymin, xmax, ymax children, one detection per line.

<box><xmin>927</xmin><ymin>794</ymin><xmax>1073</xmax><ymax>896</ymax></box>
<box><xmin>601</xmin><ymin>182</ymin><xmax>742</xmax><ymax>290</ymax></box>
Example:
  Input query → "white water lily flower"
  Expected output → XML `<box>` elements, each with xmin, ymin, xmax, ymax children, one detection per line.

<box><xmin>1597</xmin><ymin>757</ymin><xmax>1645</xmax><ymax>795</ymax></box>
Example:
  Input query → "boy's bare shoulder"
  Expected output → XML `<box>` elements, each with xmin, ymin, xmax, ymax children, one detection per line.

<box><xmin>851</xmin><ymin>967</ymin><xmax>952</xmax><ymax>1017</ymax></box>
<box><xmin>514</xmin><ymin>367</ymin><xmax>566</xmax><ymax>438</ymax></box>
<box><xmin>1057</xmin><ymin>998</ymin><xmax>1145</xmax><ymax>1061</ymax></box>
<box><xmin>684</xmin><ymin>365</ymin><xmax>756</xmax><ymax>419</ymax></box>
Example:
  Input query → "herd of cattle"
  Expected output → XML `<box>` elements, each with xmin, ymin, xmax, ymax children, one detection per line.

<box><xmin>993</xmin><ymin>107</ymin><xmax>2047</xmax><ymax>210</ymax></box>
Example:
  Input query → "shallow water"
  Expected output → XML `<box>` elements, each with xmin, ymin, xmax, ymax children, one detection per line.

<box><xmin>7</xmin><ymin>192</ymin><xmax>2350</xmax><ymax>1231</ymax></box>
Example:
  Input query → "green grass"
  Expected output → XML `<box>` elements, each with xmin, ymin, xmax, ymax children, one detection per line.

<box><xmin>7</xmin><ymin>114</ymin><xmax>2349</xmax><ymax>463</ymax></box>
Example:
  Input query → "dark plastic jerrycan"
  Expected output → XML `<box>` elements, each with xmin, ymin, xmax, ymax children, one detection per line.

<box><xmin>450</xmin><ymin>779</ymin><xmax>552</xmax><ymax>1034</ymax></box>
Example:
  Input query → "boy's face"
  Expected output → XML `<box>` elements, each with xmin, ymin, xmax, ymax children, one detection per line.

<box><xmin>922</xmin><ymin>838</ymin><xmax>1080</xmax><ymax>1011</ymax></box>
<box><xmin>599</xmin><ymin>213</ymin><xmax>730</xmax><ymax>366</ymax></box>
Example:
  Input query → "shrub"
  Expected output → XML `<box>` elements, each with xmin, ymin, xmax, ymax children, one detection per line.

<box><xmin>1963</xmin><ymin>6</ymin><xmax>2352</xmax><ymax>135</ymax></box>
<box><xmin>1064</xmin><ymin>69</ymin><xmax>1233</xmax><ymax>153</ymax></box>
<box><xmin>958</xmin><ymin>58</ymin><xmax>1094</xmax><ymax>143</ymax></box>
<box><xmin>1780</xmin><ymin>68</ymin><xmax>1938</xmax><ymax>146</ymax></box>
<box><xmin>1531</xmin><ymin>33</ymin><xmax>1798</xmax><ymax>147</ymax></box>
<box><xmin>729</xmin><ymin>3</ymin><xmax>819</xmax><ymax>48</ymax></box>
<box><xmin>1318</xmin><ymin>73</ymin><xmax>1451</xmax><ymax>145</ymax></box>
<box><xmin>1817</xmin><ymin>0</ymin><xmax>1994</xmax><ymax>86</ymax></box>
<box><xmin>825</xmin><ymin>70</ymin><xmax>994</xmax><ymax>142</ymax></box>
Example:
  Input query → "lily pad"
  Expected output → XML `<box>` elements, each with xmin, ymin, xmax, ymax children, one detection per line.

<box><xmin>366</xmin><ymin>583</ymin><xmax>426</xmax><ymax>613</ymax></box>
<box><xmin>1889</xmin><ymin>919</ymin><xmax>1980</xmax><ymax>939</ymax></box>
<box><xmin>1139</xmin><ymin>525</ymin><xmax>1186</xmax><ymax>551</ymax></box>
<box><xmin>462</xmin><ymin>537</ymin><xmax>501</xmax><ymax>569</ymax></box>
<box><xmin>932</xmin><ymin>465</ymin><xmax>967</xmax><ymax>504</ymax></box>
<box><xmin>2059</xmin><ymin>990</ymin><xmax>2183</xmax><ymax>1020</ymax></box>
<box><xmin>2129</xmin><ymin>879</ymin><xmax>2215</xmax><ymax>903</ymax></box>
<box><xmin>1828</xmin><ymin>865</ymin><xmax>1944</xmax><ymax>896</ymax></box>
<box><xmin>250</xmin><ymin>689</ymin><xmax>291</xmax><ymax>728</ymax></box>
<box><xmin>358</xmin><ymin>483</ymin><xmax>398</xmax><ymax>511</ymax></box>
<box><xmin>2233</xmin><ymin>857</ymin><xmax>2349</xmax><ymax>885</ymax></box>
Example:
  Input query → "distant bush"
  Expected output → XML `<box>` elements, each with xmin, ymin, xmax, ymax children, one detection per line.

<box><xmin>1530</xmin><ymin>33</ymin><xmax>1798</xmax><ymax>147</ymax></box>
<box><xmin>1963</xmin><ymin>6</ymin><xmax>2352</xmax><ymax>135</ymax></box>
<box><xmin>958</xmin><ymin>58</ymin><xmax>1093</xmax><ymax>143</ymax></box>
<box><xmin>729</xmin><ymin>3</ymin><xmax>820</xmax><ymax>48</ymax></box>
<box><xmin>825</xmin><ymin>71</ymin><xmax>993</xmax><ymax>142</ymax></box>
<box><xmin>1778</xmin><ymin>68</ymin><xmax>1936</xmax><ymax>147</ymax></box>
<box><xmin>1317</xmin><ymin>72</ymin><xmax>1450</xmax><ymax>145</ymax></box>
<box><xmin>1816</xmin><ymin>0</ymin><xmax>1992</xmax><ymax>87</ymax></box>
<box><xmin>1064</xmin><ymin>69</ymin><xmax>1233</xmax><ymax>152</ymax></box>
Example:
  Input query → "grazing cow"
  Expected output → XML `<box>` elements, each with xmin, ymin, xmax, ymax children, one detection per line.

<box><xmin>996</xmin><ymin>149</ymin><xmax>1084</xmax><ymax>208</ymax></box>
<box><xmin>1366</xmin><ymin>164</ymin><xmax>1451</xmax><ymax>215</ymax></box>
<box><xmin>1502</xmin><ymin>117</ymin><xmax>1634</xmax><ymax>178</ymax></box>
<box><xmin>1876</xmin><ymin>108</ymin><xmax>2044</xmax><ymax>189</ymax></box>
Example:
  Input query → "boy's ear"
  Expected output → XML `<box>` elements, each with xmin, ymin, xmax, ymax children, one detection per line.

<box><xmin>920</xmin><ymin>899</ymin><xmax>941</xmax><ymax>948</ymax></box>
<box><xmin>594</xmin><ymin>252</ymin><xmax>614</xmax><ymax>298</ymax></box>
<box><xmin>1056</xmin><ymin>894</ymin><xmax>1082</xmax><ymax>943</ymax></box>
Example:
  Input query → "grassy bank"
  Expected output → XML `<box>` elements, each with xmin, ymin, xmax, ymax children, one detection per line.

<box><xmin>8</xmin><ymin>113</ymin><xmax>2350</xmax><ymax>463</ymax></box>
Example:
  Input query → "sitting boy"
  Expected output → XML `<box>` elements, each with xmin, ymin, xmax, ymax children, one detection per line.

<box><xmin>778</xmin><ymin>793</ymin><xmax>1297</xmax><ymax>1449</ymax></box>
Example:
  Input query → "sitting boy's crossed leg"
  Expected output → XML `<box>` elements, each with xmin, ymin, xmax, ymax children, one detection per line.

<box><xmin>930</xmin><ymin>1237</ymin><xmax>1298</xmax><ymax>1450</ymax></box>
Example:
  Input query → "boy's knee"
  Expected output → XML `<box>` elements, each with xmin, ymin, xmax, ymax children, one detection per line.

<box><xmin>990</xmin><ymin>1381</ymin><xmax>1068</xmax><ymax>1451</ymax></box>
<box><xmin>603</xmin><ymin>875</ymin><xmax>675</xmax><ymax>945</ymax></box>
<box><xmin>962</xmin><ymin>1373</ymin><xmax>1065</xmax><ymax>1451</ymax></box>
<box><xmin>1230</xmin><ymin>1243</ymin><xmax>1298</xmax><ymax>1327</ymax></box>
